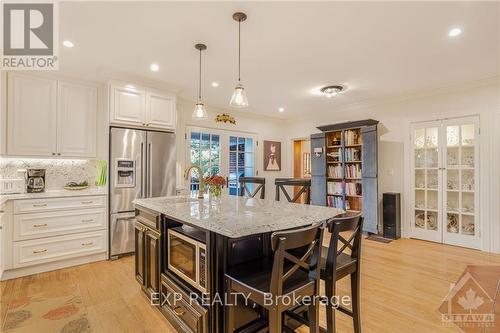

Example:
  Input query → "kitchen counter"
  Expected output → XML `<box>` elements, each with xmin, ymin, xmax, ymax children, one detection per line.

<box><xmin>0</xmin><ymin>187</ymin><xmax>108</xmax><ymax>206</ymax></box>
<box><xmin>133</xmin><ymin>194</ymin><xmax>343</xmax><ymax>238</ymax></box>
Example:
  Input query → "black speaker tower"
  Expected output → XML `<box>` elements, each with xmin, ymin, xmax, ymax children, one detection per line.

<box><xmin>383</xmin><ymin>192</ymin><xmax>401</xmax><ymax>239</ymax></box>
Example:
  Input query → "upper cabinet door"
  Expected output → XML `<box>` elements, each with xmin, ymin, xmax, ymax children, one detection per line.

<box><xmin>110</xmin><ymin>84</ymin><xmax>146</xmax><ymax>126</ymax></box>
<box><xmin>145</xmin><ymin>90</ymin><xmax>176</xmax><ymax>131</ymax></box>
<box><xmin>57</xmin><ymin>82</ymin><xmax>97</xmax><ymax>157</ymax></box>
<box><xmin>7</xmin><ymin>73</ymin><xmax>57</xmax><ymax>156</ymax></box>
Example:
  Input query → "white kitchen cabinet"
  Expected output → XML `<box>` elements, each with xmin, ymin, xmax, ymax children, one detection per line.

<box><xmin>146</xmin><ymin>89</ymin><xmax>176</xmax><ymax>130</ymax></box>
<box><xmin>109</xmin><ymin>82</ymin><xmax>176</xmax><ymax>131</ymax></box>
<box><xmin>57</xmin><ymin>82</ymin><xmax>97</xmax><ymax>157</ymax></box>
<box><xmin>110</xmin><ymin>83</ymin><xmax>146</xmax><ymax>126</ymax></box>
<box><xmin>6</xmin><ymin>73</ymin><xmax>98</xmax><ymax>158</ymax></box>
<box><xmin>7</xmin><ymin>73</ymin><xmax>57</xmax><ymax>156</ymax></box>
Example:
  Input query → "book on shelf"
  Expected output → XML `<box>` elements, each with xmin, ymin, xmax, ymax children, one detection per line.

<box><xmin>345</xmin><ymin>164</ymin><xmax>361</xmax><ymax>178</ymax></box>
<box><xmin>344</xmin><ymin>147</ymin><xmax>361</xmax><ymax>162</ymax></box>
<box><xmin>344</xmin><ymin>130</ymin><xmax>361</xmax><ymax>146</ymax></box>
<box><xmin>327</xmin><ymin>182</ymin><xmax>343</xmax><ymax>195</ymax></box>
<box><xmin>327</xmin><ymin>196</ymin><xmax>350</xmax><ymax>210</ymax></box>
<box><xmin>346</xmin><ymin>182</ymin><xmax>362</xmax><ymax>196</ymax></box>
<box><xmin>328</xmin><ymin>165</ymin><xmax>343</xmax><ymax>178</ymax></box>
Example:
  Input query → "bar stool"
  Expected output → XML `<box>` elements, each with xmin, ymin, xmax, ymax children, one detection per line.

<box><xmin>275</xmin><ymin>178</ymin><xmax>311</xmax><ymax>204</ymax></box>
<box><xmin>286</xmin><ymin>213</ymin><xmax>364</xmax><ymax>333</ymax></box>
<box><xmin>239</xmin><ymin>177</ymin><xmax>266</xmax><ymax>199</ymax></box>
<box><xmin>225</xmin><ymin>223</ymin><xmax>324</xmax><ymax>333</ymax></box>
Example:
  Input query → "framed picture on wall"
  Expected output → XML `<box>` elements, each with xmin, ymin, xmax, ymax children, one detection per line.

<box><xmin>263</xmin><ymin>140</ymin><xmax>281</xmax><ymax>171</ymax></box>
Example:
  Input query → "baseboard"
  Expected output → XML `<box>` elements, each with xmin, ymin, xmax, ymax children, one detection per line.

<box><xmin>0</xmin><ymin>252</ymin><xmax>107</xmax><ymax>281</ymax></box>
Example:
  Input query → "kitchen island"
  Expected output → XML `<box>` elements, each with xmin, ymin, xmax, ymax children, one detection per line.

<box><xmin>133</xmin><ymin>194</ymin><xmax>342</xmax><ymax>333</ymax></box>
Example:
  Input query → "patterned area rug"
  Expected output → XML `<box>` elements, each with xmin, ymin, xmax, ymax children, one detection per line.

<box><xmin>1</xmin><ymin>285</ymin><xmax>91</xmax><ymax>333</ymax></box>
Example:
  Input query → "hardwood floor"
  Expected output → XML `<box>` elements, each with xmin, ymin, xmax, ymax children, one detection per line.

<box><xmin>1</xmin><ymin>238</ymin><xmax>499</xmax><ymax>333</ymax></box>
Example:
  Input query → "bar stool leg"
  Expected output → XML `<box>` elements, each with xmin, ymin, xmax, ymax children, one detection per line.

<box><xmin>308</xmin><ymin>297</ymin><xmax>320</xmax><ymax>333</ymax></box>
<box><xmin>351</xmin><ymin>272</ymin><xmax>361</xmax><ymax>333</ymax></box>
<box><xmin>268</xmin><ymin>308</ymin><xmax>282</xmax><ymax>333</ymax></box>
<box><xmin>325</xmin><ymin>277</ymin><xmax>336</xmax><ymax>333</ymax></box>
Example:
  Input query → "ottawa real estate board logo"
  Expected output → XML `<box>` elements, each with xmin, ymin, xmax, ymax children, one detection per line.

<box><xmin>1</xmin><ymin>1</ymin><xmax>58</xmax><ymax>70</ymax></box>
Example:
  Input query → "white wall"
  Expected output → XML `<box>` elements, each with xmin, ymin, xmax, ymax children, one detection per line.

<box><xmin>176</xmin><ymin>98</ymin><xmax>292</xmax><ymax>200</ymax></box>
<box><xmin>285</xmin><ymin>79</ymin><xmax>500</xmax><ymax>253</ymax></box>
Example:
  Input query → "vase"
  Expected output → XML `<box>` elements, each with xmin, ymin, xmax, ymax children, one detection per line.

<box><xmin>209</xmin><ymin>185</ymin><xmax>222</xmax><ymax>199</ymax></box>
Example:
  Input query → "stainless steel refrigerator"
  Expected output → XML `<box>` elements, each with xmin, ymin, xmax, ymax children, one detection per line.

<box><xmin>109</xmin><ymin>127</ymin><xmax>176</xmax><ymax>258</ymax></box>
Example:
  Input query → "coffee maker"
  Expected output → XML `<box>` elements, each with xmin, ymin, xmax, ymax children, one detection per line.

<box><xmin>26</xmin><ymin>169</ymin><xmax>46</xmax><ymax>193</ymax></box>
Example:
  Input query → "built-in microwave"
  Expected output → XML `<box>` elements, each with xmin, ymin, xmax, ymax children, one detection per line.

<box><xmin>167</xmin><ymin>228</ymin><xmax>207</xmax><ymax>293</ymax></box>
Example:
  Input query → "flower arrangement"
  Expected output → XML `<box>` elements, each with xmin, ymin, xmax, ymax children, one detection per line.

<box><xmin>203</xmin><ymin>175</ymin><xmax>226</xmax><ymax>198</ymax></box>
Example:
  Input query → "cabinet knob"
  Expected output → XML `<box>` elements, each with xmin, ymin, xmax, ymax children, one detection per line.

<box><xmin>52</xmin><ymin>152</ymin><xmax>56</xmax><ymax>156</ymax></box>
<box><xmin>173</xmin><ymin>306</ymin><xmax>185</xmax><ymax>316</ymax></box>
<box><xmin>57</xmin><ymin>153</ymin><xmax>61</xmax><ymax>156</ymax></box>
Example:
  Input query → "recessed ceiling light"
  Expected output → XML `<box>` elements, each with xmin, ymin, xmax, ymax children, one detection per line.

<box><xmin>211</xmin><ymin>82</ymin><xmax>219</xmax><ymax>87</ymax></box>
<box><xmin>278</xmin><ymin>107</ymin><xmax>285</xmax><ymax>112</ymax></box>
<box><xmin>63</xmin><ymin>40</ymin><xmax>74</xmax><ymax>48</ymax></box>
<box><xmin>320</xmin><ymin>85</ymin><xmax>344</xmax><ymax>98</ymax></box>
<box><xmin>150</xmin><ymin>63</ymin><xmax>159</xmax><ymax>72</ymax></box>
<box><xmin>448</xmin><ymin>28</ymin><xmax>462</xmax><ymax>37</ymax></box>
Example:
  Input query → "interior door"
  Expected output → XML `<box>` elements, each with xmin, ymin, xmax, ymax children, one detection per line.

<box><xmin>410</xmin><ymin>122</ymin><xmax>443</xmax><ymax>243</ymax></box>
<box><xmin>227</xmin><ymin>135</ymin><xmax>256</xmax><ymax>196</ymax></box>
<box><xmin>442</xmin><ymin>117</ymin><xmax>480</xmax><ymax>249</ymax></box>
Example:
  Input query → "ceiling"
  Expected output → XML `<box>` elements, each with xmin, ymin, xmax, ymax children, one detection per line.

<box><xmin>59</xmin><ymin>1</ymin><xmax>499</xmax><ymax>119</ymax></box>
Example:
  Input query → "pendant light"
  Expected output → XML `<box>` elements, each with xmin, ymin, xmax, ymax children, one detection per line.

<box><xmin>192</xmin><ymin>43</ymin><xmax>208</xmax><ymax>120</ymax></box>
<box><xmin>229</xmin><ymin>12</ymin><xmax>249</xmax><ymax>108</ymax></box>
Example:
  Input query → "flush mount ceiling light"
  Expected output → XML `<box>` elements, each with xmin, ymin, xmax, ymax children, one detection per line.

<box><xmin>150</xmin><ymin>63</ymin><xmax>159</xmax><ymax>72</ymax></box>
<box><xmin>320</xmin><ymin>85</ymin><xmax>344</xmax><ymax>98</ymax></box>
<box><xmin>192</xmin><ymin>43</ymin><xmax>208</xmax><ymax>120</ymax></box>
<box><xmin>278</xmin><ymin>107</ymin><xmax>285</xmax><ymax>112</ymax></box>
<box><xmin>229</xmin><ymin>12</ymin><xmax>249</xmax><ymax>108</ymax></box>
<box><xmin>448</xmin><ymin>27</ymin><xmax>462</xmax><ymax>37</ymax></box>
<box><xmin>63</xmin><ymin>40</ymin><xmax>74</xmax><ymax>48</ymax></box>
<box><xmin>211</xmin><ymin>82</ymin><xmax>219</xmax><ymax>87</ymax></box>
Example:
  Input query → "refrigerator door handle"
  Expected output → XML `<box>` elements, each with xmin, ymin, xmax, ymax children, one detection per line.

<box><xmin>140</xmin><ymin>141</ymin><xmax>145</xmax><ymax>198</ymax></box>
<box><xmin>148</xmin><ymin>142</ymin><xmax>153</xmax><ymax>197</ymax></box>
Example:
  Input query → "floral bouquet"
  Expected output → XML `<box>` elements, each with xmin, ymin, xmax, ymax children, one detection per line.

<box><xmin>203</xmin><ymin>175</ymin><xmax>226</xmax><ymax>198</ymax></box>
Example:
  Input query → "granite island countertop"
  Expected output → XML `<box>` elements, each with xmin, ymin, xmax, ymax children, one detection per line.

<box><xmin>133</xmin><ymin>194</ymin><xmax>344</xmax><ymax>238</ymax></box>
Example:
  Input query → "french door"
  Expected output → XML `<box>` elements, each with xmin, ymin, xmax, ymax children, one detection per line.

<box><xmin>186</xmin><ymin>127</ymin><xmax>257</xmax><ymax>196</ymax></box>
<box><xmin>410</xmin><ymin>116</ymin><xmax>480</xmax><ymax>249</ymax></box>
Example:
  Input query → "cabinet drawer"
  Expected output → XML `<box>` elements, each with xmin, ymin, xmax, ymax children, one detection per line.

<box><xmin>14</xmin><ymin>209</ymin><xmax>106</xmax><ymax>241</ymax></box>
<box><xmin>13</xmin><ymin>230</ymin><xmax>106</xmax><ymax>268</ymax></box>
<box><xmin>14</xmin><ymin>196</ymin><xmax>105</xmax><ymax>214</ymax></box>
<box><xmin>161</xmin><ymin>275</ymin><xmax>207</xmax><ymax>333</ymax></box>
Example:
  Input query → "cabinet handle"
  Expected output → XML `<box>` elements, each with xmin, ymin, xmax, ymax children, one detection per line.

<box><xmin>81</xmin><ymin>201</ymin><xmax>93</xmax><ymax>204</ymax></box>
<box><xmin>57</xmin><ymin>153</ymin><xmax>61</xmax><ymax>156</ymax></box>
<box><xmin>52</xmin><ymin>152</ymin><xmax>56</xmax><ymax>156</ymax></box>
<box><xmin>81</xmin><ymin>219</ymin><xmax>94</xmax><ymax>223</ymax></box>
<box><xmin>81</xmin><ymin>242</ymin><xmax>94</xmax><ymax>246</ymax></box>
<box><xmin>33</xmin><ymin>204</ymin><xmax>47</xmax><ymax>207</ymax></box>
<box><xmin>33</xmin><ymin>249</ymin><xmax>47</xmax><ymax>254</ymax></box>
<box><xmin>173</xmin><ymin>306</ymin><xmax>185</xmax><ymax>316</ymax></box>
<box><xmin>33</xmin><ymin>223</ymin><xmax>48</xmax><ymax>228</ymax></box>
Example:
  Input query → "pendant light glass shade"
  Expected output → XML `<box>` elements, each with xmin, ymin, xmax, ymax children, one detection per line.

<box><xmin>193</xmin><ymin>101</ymin><xmax>208</xmax><ymax>119</ymax></box>
<box><xmin>230</xmin><ymin>12</ymin><xmax>248</xmax><ymax>108</ymax></box>
<box><xmin>229</xmin><ymin>83</ymin><xmax>249</xmax><ymax>108</ymax></box>
<box><xmin>192</xmin><ymin>43</ymin><xmax>208</xmax><ymax>120</ymax></box>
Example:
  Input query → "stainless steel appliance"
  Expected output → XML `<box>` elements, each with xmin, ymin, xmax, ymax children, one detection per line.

<box><xmin>167</xmin><ymin>228</ymin><xmax>207</xmax><ymax>292</ymax></box>
<box><xmin>109</xmin><ymin>127</ymin><xmax>176</xmax><ymax>258</ymax></box>
<box><xmin>26</xmin><ymin>169</ymin><xmax>45</xmax><ymax>193</ymax></box>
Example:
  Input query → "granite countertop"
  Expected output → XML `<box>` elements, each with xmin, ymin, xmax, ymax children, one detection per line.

<box><xmin>0</xmin><ymin>187</ymin><xmax>108</xmax><ymax>206</ymax></box>
<box><xmin>134</xmin><ymin>194</ymin><xmax>343</xmax><ymax>238</ymax></box>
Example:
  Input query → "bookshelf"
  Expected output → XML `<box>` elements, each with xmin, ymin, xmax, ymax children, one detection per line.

<box><xmin>311</xmin><ymin>119</ymin><xmax>379</xmax><ymax>234</ymax></box>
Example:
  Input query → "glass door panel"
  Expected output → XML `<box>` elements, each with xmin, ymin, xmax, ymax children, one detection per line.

<box><xmin>188</xmin><ymin>132</ymin><xmax>220</xmax><ymax>191</ymax></box>
<box><xmin>228</xmin><ymin>136</ymin><xmax>254</xmax><ymax>196</ymax></box>
<box><xmin>443</xmin><ymin>118</ymin><xmax>480</xmax><ymax>249</ymax></box>
<box><xmin>411</xmin><ymin>124</ymin><xmax>441</xmax><ymax>241</ymax></box>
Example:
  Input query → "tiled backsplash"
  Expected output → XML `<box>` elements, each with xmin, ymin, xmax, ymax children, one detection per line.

<box><xmin>0</xmin><ymin>158</ymin><xmax>99</xmax><ymax>190</ymax></box>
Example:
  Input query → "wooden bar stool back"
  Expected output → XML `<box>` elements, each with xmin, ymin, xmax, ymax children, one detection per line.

<box><xmin>225</xmin><ymin>223</ymin><xmax>324</xmax><ymax>333</ymax></box>
<box><xmin>275</xmin><ymin>178</ymin><xmax>311</xmax><ymax>204</ymax></box>
<box><xmin>239</xmin><ymin>177</ymin><xmax>266</xmax><ymax>199</ymax></box>
<box><xmin>285</xmin><ymin>213</ymin><xmax>363</xmax><ymax>333</ymax></box>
